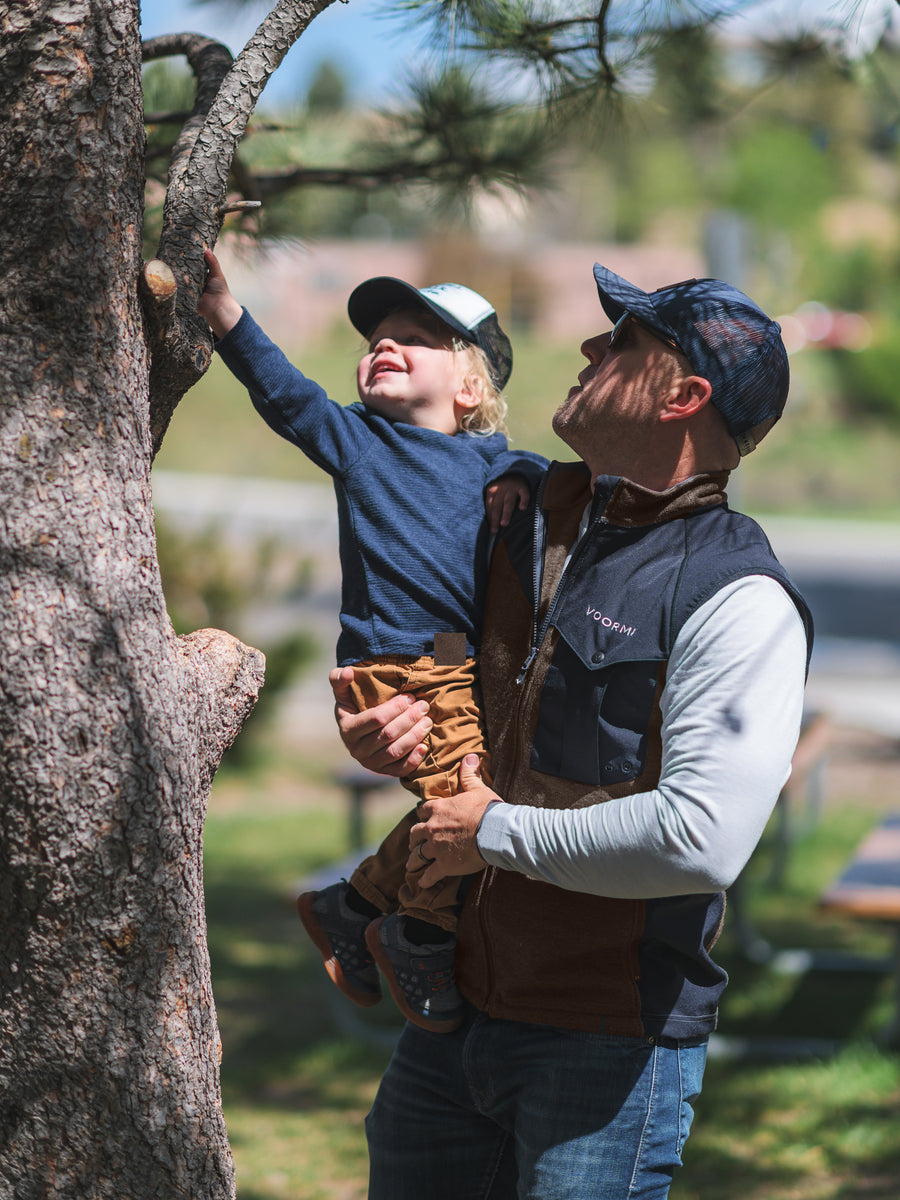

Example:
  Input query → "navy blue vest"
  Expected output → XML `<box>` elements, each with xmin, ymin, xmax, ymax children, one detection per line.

<box><xmin>502</xmin><ymin>469</ymin><xmax>813</xmax><ymax>788</ymax></box>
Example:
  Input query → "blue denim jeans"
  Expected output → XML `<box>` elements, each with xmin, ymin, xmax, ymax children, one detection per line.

<box><xmin>366</xmin><ymin>1007</ymin><xmax>707</xmax><ymax>1199</ymax></box>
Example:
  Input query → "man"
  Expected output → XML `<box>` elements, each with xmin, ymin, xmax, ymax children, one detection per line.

<box><xmin>329</xmin><ymin>265</ymin><xmax>813</xmax><ymax>1199</ymax></box>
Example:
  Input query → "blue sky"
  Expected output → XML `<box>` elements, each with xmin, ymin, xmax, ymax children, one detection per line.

<box><xmin>140</xmin><ymin>0</ymin><xmax>431</xmax><ymax>106</ymax></box>
<box><xmin>140</xmin><ymin>1</ymin><xmax>898</xmax><ymax>109</ymax></box>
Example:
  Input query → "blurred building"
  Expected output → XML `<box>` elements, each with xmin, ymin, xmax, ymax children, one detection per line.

<box><xmin>216</xmin><ymin>238</ymin><xmax>705</xmax><ymax>347</ymax></box>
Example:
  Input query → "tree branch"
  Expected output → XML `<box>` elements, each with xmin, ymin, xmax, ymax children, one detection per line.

<box><xmin>142</xmin><ymin>33</ymin><xmax>235</xmax><ymax>192</ymax></box>
<box><xmin>140</xmin><ymin>0</ymin><xmax>342</xmax><ymax>460</ymax></box>
<box><xmin>177</xmin><ymin>629</ymin><xmax>266</xmax><ymax>790</ymax></box>
<box><xmin>596</xmin><ymin>0</ymin><xmax>617</xmax><ymax>87</ymax></box>
<box><xmin>249</xmin><ymin>147</ymin><xmax>537</xmax><ymax>196</ymax></box>
<box><xmin>144</xmin><ymin>109</ymin><xmax>193</xmax><ymax>125</ymax></box>
<box><xmin>252</xmin><ymin>157</ymin><xmax>459</xmax><ymax>195</ymax></box>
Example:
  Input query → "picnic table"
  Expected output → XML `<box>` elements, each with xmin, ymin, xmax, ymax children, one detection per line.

<box><xmin>820</xmin><ymin>813</ymin><xmax>900</xmax><ymax>1046</ymax></box>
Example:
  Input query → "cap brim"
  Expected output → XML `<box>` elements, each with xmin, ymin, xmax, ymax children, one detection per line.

<box><xmin>348</xmin><ymin>276</ymin><xmax>472</xmax><ymax>344</ymax></box>
<box><xmin>592</xmin><ymin>264</ymin><xmax>682</xmax><ymax>348</ymax></box>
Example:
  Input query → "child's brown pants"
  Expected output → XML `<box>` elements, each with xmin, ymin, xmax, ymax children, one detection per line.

<box><xmin>346</xmin><ymin>655</ymin><xmax>491</xmax><ymax>934</ymax></box>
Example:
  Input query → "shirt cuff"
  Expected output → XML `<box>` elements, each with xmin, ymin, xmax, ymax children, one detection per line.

<box><xmin>214</xmin><ymin>305</ymin><xmax>251</xmax><ymax>349</ymax></box>
<box><xmin>476</xmin><ymin>800</ymin><xmax>512</xmax><ymax>867</ymax></box>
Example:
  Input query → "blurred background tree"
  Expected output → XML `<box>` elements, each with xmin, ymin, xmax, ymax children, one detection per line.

<box><xmin>144</xmin><ymin>2</ymin><xmax>900</xmax><ymax>310</ymax></box>
<box><xmin>155</xmin><ymin>516</ymin><xmax>317</xmax><ymax>767</ymax></box>
<box><xmin>145</xmin><ymin>3</ymin><xmax>895</xmax><ymax>246</ymax></box>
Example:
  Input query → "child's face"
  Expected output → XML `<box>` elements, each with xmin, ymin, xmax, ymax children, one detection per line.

<box><xmin>356</xmin><ymin>311</ymin><xmax>477</xmax><ymax>434</ymax></box>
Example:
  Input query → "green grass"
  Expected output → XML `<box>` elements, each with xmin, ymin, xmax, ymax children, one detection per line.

<box><xmin>673</xmin><ymin>1046</ymin><xmax>900</xmax><ymax>1200</ymax></box>
<box><xmin>203</xmin><ymin>794</ymin><xmax>402</xmax><ymax>1200</ymax></box>
<box><xmin>671</xmin><ymin>801</ymin><xmax>900</xmax><ymax>1200</ymax></box>
<box><xmin>156</xmin><ymin>325</ymin><xmax>900</xmax><ymax>519</ymax></box>
<box><xmin>203</xmin><ymin>772</ymin><xmax>900</xmax><ymax>1200</ymax></box>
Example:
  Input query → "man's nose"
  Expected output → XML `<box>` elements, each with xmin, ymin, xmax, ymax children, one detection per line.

<box><xmin>580</xmin><ymin>333</ymin><xmax>609</xmax><ymax>364</ymax></box>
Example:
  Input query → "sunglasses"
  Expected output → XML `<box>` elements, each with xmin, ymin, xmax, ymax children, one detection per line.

<box><xmin>608</xmin><ymin>312</ymin><xmax>686</xmax><ymax>358</ymax></box>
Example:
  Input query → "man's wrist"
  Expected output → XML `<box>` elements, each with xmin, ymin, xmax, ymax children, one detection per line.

<box><xmin>475</xmin><ymin>799</ymin><xmax>506</xmax><ymax>863</ymax></box>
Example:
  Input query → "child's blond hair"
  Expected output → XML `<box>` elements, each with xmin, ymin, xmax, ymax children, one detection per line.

<box><xmin>454</xmin><ymin>339</ymin><xmax>509</xmax><ymax>438</ymax></box>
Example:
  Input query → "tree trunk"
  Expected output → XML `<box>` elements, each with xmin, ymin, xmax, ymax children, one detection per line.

<box><xmin>0</xmin><ymin>3</ymin><xmax>263</xmax><ymax>1196</ymax></box>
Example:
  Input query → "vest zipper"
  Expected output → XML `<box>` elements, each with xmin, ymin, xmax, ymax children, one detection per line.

<box><xmin>488</xmin><ymin>474</ymin><xmax>608</xmax><ymax>1014</ymax></box>
<box><xmin>516</xmin><ymin>485</ymin><xmax>609</xmax><ymax>684</ymax></box>
<box><xmin>516</xmin><ymin>470</ymin><xmax>549</xmax><ymax>683</ymax></box>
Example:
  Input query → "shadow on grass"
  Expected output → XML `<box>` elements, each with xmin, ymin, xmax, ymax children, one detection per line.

<box><xmin>204</xmin><ymin>875</ymin><xmax>398</xmax><ymax>1109</ymax></box>
<box><xmin>673</xmin><ymin>1049</ymin><xmax>900</xmax><ymax>1200</ymax></box>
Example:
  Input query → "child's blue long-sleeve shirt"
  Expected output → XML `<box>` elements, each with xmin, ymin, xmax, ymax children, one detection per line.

<box><xmin>217</xmin><ymin>310</ymin><xmax>548</xmax><ymax>665</ymax></box>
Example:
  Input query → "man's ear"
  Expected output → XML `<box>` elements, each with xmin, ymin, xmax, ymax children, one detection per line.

<box><xmin>659</xmin><ymin>375</ymin><xmax>713</xmax><ymax>423</ymax></box>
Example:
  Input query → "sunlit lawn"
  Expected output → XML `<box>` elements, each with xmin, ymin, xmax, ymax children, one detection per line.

<box><xmin>670</xmin><ymin>798</ymin><xmax>900</xmax><ymax>1200</ymax></box>
<box><xmin>203</xmin><ymin>760</ymin><xmax>900</xmax><ymax>1200</ymax></box>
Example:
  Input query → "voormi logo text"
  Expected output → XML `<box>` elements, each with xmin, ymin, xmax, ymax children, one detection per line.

<box><xmin>586</xmin><ymin>606</ymin><xmax>636</xmax><ymax>636</ymax></box>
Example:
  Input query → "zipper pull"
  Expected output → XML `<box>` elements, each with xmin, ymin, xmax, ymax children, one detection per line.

<box><xmin>516</xmin><ymin>647</ymin><xmax>538</xmax><ymax>685</ymax></box>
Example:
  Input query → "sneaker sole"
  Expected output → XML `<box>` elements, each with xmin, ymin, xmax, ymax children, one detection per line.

<box><xmin>296</xmin><ymin>892</ymin><xmax>382</xmax><ymax>1009</ymax></box>
<box><xmin>365</xmin><ymin>917</ymin><xmax>464</xmax><ymax>1034</ymax></box>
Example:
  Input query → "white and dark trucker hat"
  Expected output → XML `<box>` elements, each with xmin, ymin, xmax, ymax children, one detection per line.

<box><xmin>348</xmin><ymin>276</ymin><xmax>513</xmax><ymax>390</ymax></box>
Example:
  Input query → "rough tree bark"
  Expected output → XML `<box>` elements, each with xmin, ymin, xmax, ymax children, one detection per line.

<box><xmin>0</xmin><ymin>1</ymin><xmax>336</xmax><ymax>1195</ymax></box>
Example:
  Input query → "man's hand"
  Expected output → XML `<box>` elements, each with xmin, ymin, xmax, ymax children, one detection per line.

<box><xmin>485</xmin><ymin>474</ymin><xmax>530</xmax><ymax>534</ymax></box>
<box><xmin>407</xmin><ymin>755</ymin><xmax>501</xmax><ymax>888</ymax></box>
<box><xmin>198</xmin><ymin>248</ymin><xmax>243</xmax><ymax>339</ymax></box>
<box><xmin>329</xmin><ymin>665</ymin><xmax>431</xmax><ymax>776</ymax></box>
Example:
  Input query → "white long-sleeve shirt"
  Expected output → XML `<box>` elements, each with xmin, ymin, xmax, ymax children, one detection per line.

<box><xmin>476</xmin><ymin>573</ymin><xmax>808</xmax><ymax>897</ymax></box>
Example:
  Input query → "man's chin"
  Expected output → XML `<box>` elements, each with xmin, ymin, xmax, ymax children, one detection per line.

<box><xmin>551</xmin><ymin>407</ymin><xmax>576</xmax><ymax>448</ymax></box>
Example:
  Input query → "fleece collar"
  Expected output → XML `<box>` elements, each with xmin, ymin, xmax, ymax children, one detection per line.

<box><xmin>541</xmin><ymin>462</ymin><xmax>730</xmax><ymax>527</ymax></box>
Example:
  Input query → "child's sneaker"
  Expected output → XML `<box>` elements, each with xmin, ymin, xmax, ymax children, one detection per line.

<box><xmin>297</xmin><ymin>882</ymin><xmax>382</xmax><ymax>1008</ymax></box>
<box><xmin>365</xmin><ymin>914</ymin><xmax>464</xmax><ymax>1033</ymax></box>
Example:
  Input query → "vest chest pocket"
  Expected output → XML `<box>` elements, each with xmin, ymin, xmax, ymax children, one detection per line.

<box><xmin>530</xmin><ymin>632</ymin><xmax>663</xmax><ymax>787</ymax></box>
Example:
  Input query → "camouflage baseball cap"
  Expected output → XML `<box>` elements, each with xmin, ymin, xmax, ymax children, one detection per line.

<box><xmin>593</xmin><ymin>265</ymin><xmax>789</xmax><ymax>455</ymax></box>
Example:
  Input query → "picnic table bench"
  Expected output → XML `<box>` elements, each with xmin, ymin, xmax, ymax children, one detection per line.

<box><xmin>819</xmin><ymin>813</ymin><xmax>900</xmax><ymax>1046</ymax></box>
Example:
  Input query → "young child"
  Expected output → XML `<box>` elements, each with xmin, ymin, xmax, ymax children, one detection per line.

<box><xmin>199</xmin><ymin>250</ymin><xmax>547</xmax><ymax>1033</ymax></box>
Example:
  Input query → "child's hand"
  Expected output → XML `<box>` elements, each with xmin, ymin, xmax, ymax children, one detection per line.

<box><xmin>485</xmin><ymin>474</ymin><xmax>530</xmax><ymax>534</ymax></box>
<box><xmin>198</xmin><ymin>248</ymin><xmax>243</xmax><ymax>339</ymax></box>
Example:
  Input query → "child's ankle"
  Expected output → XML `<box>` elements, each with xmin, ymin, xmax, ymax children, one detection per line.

<box><xmin>344</xmin><ymin>883</ymin><xmax>381</xmax><ymax>920</ymax></box>
<box><xmin>402</xmin><ymin>916</ymin><xmax>455</xmax><ymax>946</ymax></box>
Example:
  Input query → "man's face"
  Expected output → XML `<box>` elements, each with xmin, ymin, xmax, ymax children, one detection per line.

<box><xmin>552</xmin><ymin>316</ymin><xmax>685</xmax><ymax>467</ymax></box>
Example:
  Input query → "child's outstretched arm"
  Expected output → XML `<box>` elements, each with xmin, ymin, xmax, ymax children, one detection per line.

<box><xmin>485</xmin><ymin>474</ymin><xmax>530</xmax><ymax>534</ymax></box>
<box><xmin>198</xmin><ymin>248</ymin><xmax>243</xmax><ymax>339</ymax></box>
